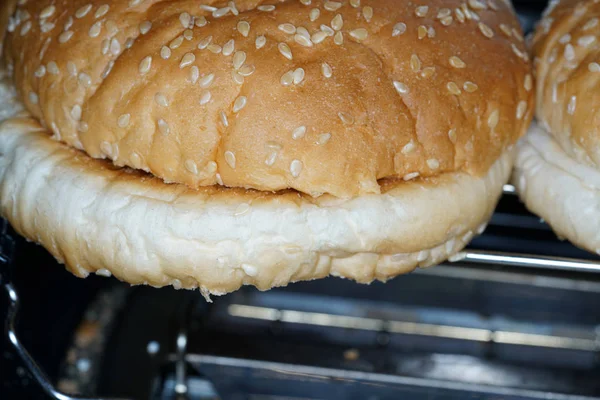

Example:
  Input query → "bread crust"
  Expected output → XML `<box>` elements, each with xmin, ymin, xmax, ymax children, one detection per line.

<box><xmin>0</xmin><ymin>113</ymin><xmax>511</xmax><ymax>295</ymax></box>
<box><xmin>2</xmin><ymin>0</ymin><xmax>532</xmax><ymax>198</ymax></box>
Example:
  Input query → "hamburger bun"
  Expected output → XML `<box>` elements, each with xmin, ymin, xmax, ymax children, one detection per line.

<box><xmin>514</xmin><ymin>0</ymin><xmax>600</xmax><ymax>255</ymax></box>
<box><xmin>0</xmin><ymin>0</ymin><xmax>532</xmax><ymax>295</ymax></box>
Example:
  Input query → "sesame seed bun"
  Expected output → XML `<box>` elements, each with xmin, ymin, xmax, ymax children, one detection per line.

<box><xmin>2</xmin><ymin>0</ymin><xmax>532</xmax><ymax>198</ymax></box>
<box><xmin>514</xmin><ymin>0</ymin><xmax>600</xmax><ymax>255</ymax></box>
<box><xmin>531</xmin><ymin>0</ymin><xmax>600</xmax><ymax>168</ymax></box>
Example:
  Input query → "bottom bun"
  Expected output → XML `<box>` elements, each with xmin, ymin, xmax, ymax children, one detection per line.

<box><xmin>513</xmin><ymin>123</ymin><xmax>600</xmax><ymax>255</ymax></box>
<box><xmin>0</xmin><ymin>115</ymin><xmax>512</xmax><ymax>297</ymax></box>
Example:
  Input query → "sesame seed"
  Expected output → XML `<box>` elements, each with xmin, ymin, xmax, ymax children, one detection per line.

<box><xmin>229</xmin><ymin>1</ymin><xmax>239</xmax><ymax>15</ymax></box>
<box><xmin>512</xmin><ymin>28</ymin><xmax>524</xmax><ymax>42</ymax></box>
<box><xmin>420</xmin><ymin>67</ymin><xmax>435</xmax><ymax>78</ymax></box>
<box><xmin>41</xmin><ymin>22</ymin><xmax>55</xmax><ymax>33</ymax></box>
<box><xmin>198</xmin><ymin>36</ymin><xmax>212</xmax><ymax>49</ymax></box>
<box><xmin>67</xmin><ymin>61</ymin><xmax>77</xmax><ymax>76</ymax></box>
<box><xmin>401</xmin><ymin>141</ymin><xmax>415</xmax><ymax>154</ymax></box>
<box><xmin>206</xmin><ymin>161</ymin><xmax>217</xmax><ymax>175</ymax></box>
<box><xmin>129</xmin><ymin>0</ymin><xmax>142</xmax><ymax>6</ymax></box>
<box><xmin>100</xmin><ymin>141</ymin><xmax>113</xmax><ymax>158</ymax></box>
<box><xmin>237</xmin><ymin>21</ymin><xmax>250</xmax><ymax>37</ymax></box>
<box><xmin>139</xmin><ymin>56</ymin><xmax>152</xmax><ymax>74</ymax></box>
<box><xmin>208</xmin><ymin>44</ymin><xmax>222</xmax><ymax>54</ymax></box>
<box><xmin>71</xmin><ymin>105</ymin><xmax>82</xmax><ymax>120</ymax></box>
<box><xmin>180</xmin><ymin>53</ymin><xmax>195</xmax><ymax>68</ymax></box>
<box><xmin>324</xmin><ymin>1</ymin><xmax>342</xmax><ymax>11</ymax></box>
<box><xmin>220</xmin><ymin>111</ymin><xmax>229</xmax><ymax>126</ymax></box>
<box><xmin>101</xmin><ymin>39</ymin><xmax>110</xmax><ymax>55</ymax></box>
<box><xmin>28</xmin><ymin>92</ymin><xmax>38</xmax><ymax>104</ymax></box>
<box><xmin>487</xmin><ymin>109</ymin><xmax>499</xmax><ymax>129</ymax></box>
<box><xmin>349</xmin><ymin>28</ymin><xmax>368</xmax><ymax>41</ymax></box>
<box><xmin>232</xmin><ymin>71</ymin><xmax>245</xmax><ymax>84</ymax></box>
<box><xmin>317</xmin><ymin>133</ymin><xmax>331</xmax><ymax>144</ymax></box>
<box><xmin>312</xmin><ymin>31</ymin><xmax>328</xmax><ymax>44</ymax></box>
<box><xmin>199</xmin><ymin>91</ymin><xmax>211</xmax><ymax>105</ymax></box>
<box><xmin>110</xmin><ymin>38</ymin><xmax>121</xmax><ymax>55</ymax></box>
<box><xmin>101</xmin><ymin>61</ymin><xmax>114</xmax><ymax>78</ymax></box>
<box><xmin>463</xmin><ymin>81</ymin><xmax>478</xmax><ymax>92</ymax></box>
<box><xmin>310</xmin><ymin>8</ymin><xmax>320</xmax><ymax>21</ymax></box>
<box><xmin>448</xmin><ymin>128</ymin><xmax>457</xmax><ymax>143</ymax></box>
<box><xmin>58</xmin><ymin>30</ymin><xmax>73</xmax><ymax>43</ymax></box>
<box><xmin>567</xmin><ymin>96</ymin><xmax>576</xmax><ymax>115</ymax></box>
<box><xmin>449</xmin><ymin>56</ymin><xmax>466</xmax><ymax>68</ymax></box>
<box><xmin>447</xmin><ymin>82</ymin><xmax>461</xmax><ymax>95</ymax></box>
<box><xmin>559</xmin><ymin>34</ymin><xmax>571</xmax><ymax>44</ymax></box>
<box><xmin>233</xmin><ymin>96</ymin><xmax>247</xmax><ymax>113</ymax></box>
<box><xmin>321</xmin><ymin>25</ymin><xmax>335</xmax><ymax>36</ymax></box>
<box><xmin>437</xmin><ymin>8</ymin><xmax>451</xmax><ymax>18</ymax></box>
<box><xmin>363</xmin><ymin>6</ymin><xmax>373</xmax><ymax>22</ymax></box>
<box><xmin>589</xmin><ymin>62</ymin><xmax>600</xmax><ymax>72</ymax></box>
<box><xmin>478</xmin><ymin>22</ymin><xmax>494</xmax><ymax>38</ymax></box>
<box><xmin>189</xmin><ymin>66</ymin><xmax>199</xmax><ymax>83</ymax></box>
<box><xmin>338</xmin><ymin>112</ymin><xmax>354</xmax><ymax>124</ymax></box>
<box><xmin>88</xmin><ymin>21</ymin><xmax>102</xmax><ymax>37</ymax></box>
<box><xmin>393</xmin><ymin>81</ymin><xmax>409</xmax><ymax>94</ymax></box>
<box><xmin>200</xmin><ymin>5</ymin><xmax>217</xmax><ymax>12</ymax></box>
<box><xmin>392</xmin><ymin>22</ymin><xmax>406</xmax><ymax>36</ymax></box>
<box><xmin>564</xmin><ymin>44</ymin><xmax>575</xmax><ymax>61</ymax></box>
<box><xmin>78</xmin><ymin>72</ymin><xmax>92</xmax><ymax>87</ymax></box>
<box><xmin>75</xmin><ymin>4</ymin><xmax>93</xmax><ymax>18</ymax></box>
<box><xmin>196</xmin><ymin>16</ymin><xmax>207</xmax><ymax>27</ymax></box>
<box><xmin>350</xmin><ymin>0</ymin><xmax>360</xmax><ymax>7</ymax></box>
<box><xmin>455</xmin><ymin>8</ymin><xmax>465</xmax><ymax>23</ymax></box>
<box><xmin>427</xmin><ymin>159</ymin><xmax>440</xmax><ymax>169</ymax></box>
<box><xmin>225</xmin><ymin>151</ymin><xmax>236</xmax><ymax>168</ymax></box>
<box><xmin>583</xmin><ymin>18</ymin><xmax>599</xmax><ymax>30</ymax></box>
<box><xmin>321</xmin><ymin>62</ymin><xmax>333</xmax><ymax>78</ymax></box>
<box><xmin>183</xmin><ymin>29</ymin><xmax>193</xmax><ymax>40</ymax></box>
<box><xmin>516</xmin><ymin>101</ymin><xmax>527</xmax><ymax>120</ymax></box>
<box><xmin>578</xmin><ymin>35</ymin><xmax>596</xmax><ymax>47</ymax></box>
<box><xmin>410</xmin><ymin>54</ymin><xmax>421</xmax><ymax>72</ymax></box>
<box><xmin>292</xmin><ymin>126</ymin><xmax>307</xmax><ymax>139</ymax></box>
<box><xmin>157</xmin><ymin>119</ymin><xmax>169</xmax><ymax>135</ymax></box>
<box><xmin>233</xmin><ymin>51</ymin><xmax>246</xmax><ymax>69</ymax></box>
<box><xmin>415</xmin><ymin>5</ymin><xmax>429</xmax><ymax>17</ymax></box>
<box><xmin>125</xmin><ymin>38</ymin><xmax>135</xmax><ymax>49</ymax></box>
<box><xmin>199</xmin><ymin>73</ymin><xmax>215</xmax><ymax>88</ymax></box>
<box><xmin>223</xmin><ymin>39</ymin><xmax>235</xmax><ymax>56</ymax></box>
<box><xmin>265</xmin><ymin>151</ymin><xmax>278</xmax><ymax>166</ymax></box>
<box><xmin>160</xmin><ymin>46</ymin><xmax>171</xmax><ymax>59</ymax></box>
<box><xmin>279</xmin><ymin>23</ymin><xmax>296</xmax><ymax>34</ymax></box>
<box><xmin>179</xmin><ymin>12</ymin><xmax>191</xmax><ymax>28</ymax></box>
<box><xmin>293</xmin><ymin>68</ymin><xmax>305</xmax><ymax>84</ymax></box>
<box><xmin>155</xmin><ymin>92</ymin><xmax>169</xmax><ymax>107</ymax></box>
<box><xmin>524</xmin><ymin>74</ymin><xmax>532</xmax><ymax>91</ymax></box>
<box><xmin>216</xmin><ymin>173</ymin><xmax>224</xmax><ymax>185</ymax></box>
<box><xmin>137</xmin><ymin>21</ymin><xmax>152</xmax><ymax>35</ymax></box>
<box><xmin>40</xmin><ymin>5</ymin><xmax>56</xmax><ymax>18</ymax></box>
<box><xmin>290</xmin><ymin>160</ymin><xmax>303</xmax><ymax>177</ymax></box>
<box><xmin>278</xmin><ymin>43</ymin><xmax>293</xmax><ymax>60</ymax></box>
<box><xmin>34</xmin><ymin>65</ymin><xmax>46</xmax><ymax>78</ymax></box>
<box><xmin>256</xmin><ymin>35</ymin><xmax>266</xmax><ymax>49</ymax></box>
<box><xmin>257</xmin><ymin>5</ymin><xmax>275</xmax><ymax>11</ymax></box>
<box><xmin>403</xmin><ymin>172</ymin><xmax>420</xmax><ymax>181</ymax></box>
<box><xmin>334</xmin><ymin>31</ymin><xmax>343</xmax><ymax>45</ymax></box>
<box><xmin>230</xmin><ymin>62</ymin><xmax>250</xmax><ymax>76</ymax></box>
<box><xmin>295</xmin><ymin>34</ymin><xmax>313</xmax><ymax>47</ymax></box>
<box><xmin>512</xmin><ymin>43</ymin><xmax>526</xmax><ymax>60</ymax></box>
<box><xmin>468</xmin><ymin>0</ymin><xmax>487</xmax><ymax>10</ymax></box>
<box><xmin>440</xmin><ymin>16</ymin><xmax>453</xmax><ymax>26</ymax></box>
<box><xmin>427</xmin><ymin>27</ymin><xmax>436</xmax><ymax>38</ymax></box>
<box><xmin>213</xmin><ymin>7</ymin><xmax>230</xmax><ymax>18</ymax></box>
<box><xmin>185</xmin><ymin>160</ymin><xmax>198</xmax><ymax>175</ymax></box>
<box><xmin>281</xmin><ymin>70</ymin><xmax>294</xmax><ymax>86</ymax></box>
<box><xmin>331</xmin><ymin>14</ymin><xmax>343</xmax><ymax>31</ymax></box>
<box><xmin>130</xmin><ymin>152</ymin><xmax>141</xmax><ymax>168</ymax></box>
<box><xmin>95</xmin><ymin>5</ymin><xmax>109</xmax><ymax>19</ymax></box>
<box><xmin>118</xmin><ymin>114</ymin><xmax>130</xmax><ymax>127</ymax></box>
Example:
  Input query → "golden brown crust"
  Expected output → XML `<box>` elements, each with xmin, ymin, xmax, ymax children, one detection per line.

<box><xmin>532</xmin><ymin>0</ymin><xmax>600</xmax><ymax>167</ymax></box>
<box><xmin>3</xmin><ymin>0</ymin><xmax>532</xmax><ymax>198</ymax></box>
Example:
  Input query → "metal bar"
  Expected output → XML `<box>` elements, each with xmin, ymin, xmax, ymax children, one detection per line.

<box><xmin>452</xmin><ymin>250</ymin><xmax>600</xmax><ymax>273</ymax></box>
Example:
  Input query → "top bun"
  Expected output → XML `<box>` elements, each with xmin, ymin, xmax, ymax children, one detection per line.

<box><xmin>2</xmin><ymin>0</ymin><xmax>532</xmax><ymax>198</ymax></box>
<box><xmin>532</xmin><ymin>0</ymin><xmax>600</xmax><ymax>168</ymax></box>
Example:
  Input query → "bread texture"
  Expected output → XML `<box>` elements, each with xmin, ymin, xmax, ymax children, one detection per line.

<box><xmin>2</xmin><ymin>0</ymin><xmax>532</xmax><ymax>198</ymax></box>
<box><xmin>514</xmin><ymin>123</ymin><xmax>600</xmax><ymax>255</ymax></box>
<box><xmin>532</xmin><ymin>0</ymin><xmax>600</xmax><ymax>167</ymax></box>
<box><xmin>0</xmin><ymin>111</ymin><xmax>511</xmax><ymax>296</ymax></box>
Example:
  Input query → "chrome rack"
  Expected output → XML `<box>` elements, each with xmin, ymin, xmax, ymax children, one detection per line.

<box><xmin>0</xmin><ymin>219</ymin><xmax>131</xmax><ymax>400</ymax></box>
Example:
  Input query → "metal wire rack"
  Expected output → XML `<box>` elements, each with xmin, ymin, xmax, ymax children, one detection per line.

<box><xmin>2</xmin><ymin>185</ymin><xmax>600</xmax><ymax>400</ymax></box>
